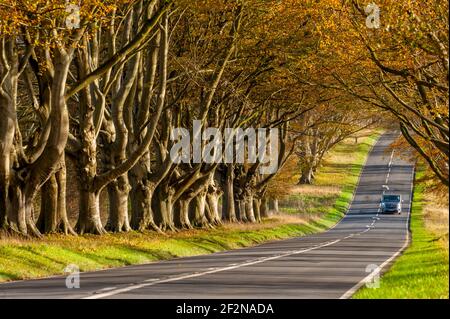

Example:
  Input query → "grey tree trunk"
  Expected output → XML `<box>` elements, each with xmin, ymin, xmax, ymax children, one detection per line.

<box><xmin>206</xmin><ymin>192</ymin><xmax>222</xmax><ymax>226</ymax></box>
<box><xmin>106</xmin><ymin>175</ymin><xmax>131</xmax><ymax>232</ymax></box>
<box><xmin>129</xmin><ymin>178</ymin><xmax>159</xmax><ymax>231</ymax></box>
<box><xmin>236</xmin><ymin>199</ymin><xmax>247</xmax><ymax>222</ymax></box>
<box><xmin>77</xmin><ymin>188</ymin><xmax>105</xmax><ymax>235</ymax></box>
<box><xmin>155</xmin><ymin>189</ymin><xmax>176</xmax><ymax>231</ymax></box>
<box><xmin>269</xmin><ymin>198</ymin><xmax>279</xmax><ymax>213</ymax></box>
<box><xmin>222</xmin><ymin>165</ymin><xmax>237</xmax><ymax>222</ymax></box>
<box><xmin>191</xmin><ymin>192</ymin><xmax>210</xmax><ymax>228</ymax></box>
<box><xmin>0</xmin><ymin>99</ymin><xmax>15</xmax><ymax>232</ymax></box>
<box><xmin>0</xmin><ymin>38</ymin><xmax>18</xmax><ymax>233</ymax></box>
<box><xmin>36</xmin><ymin>159</ymin><xmax>75</xmax><ymax>234</ymax></box>
<box><xmin>244</xmin><ymin>195</ymin><xmax>256</xmax><ymax>223</ymax></box>
<box><xmin>8</xmin><ymin>184</ymin><xmax>27</xmax><ymax>234</ymax></box>
<box><xmin>55</xmin><ymin>161</ymin><xmax>75</xmax><ymax>235</ymax></box>
<box><xmin>176</xmin><ymin>198</ymin><xmax>193</xmax><ymax>229</ymax></box>
<box><xmin>37</xmin><ymin>174</ymin><xmax>58</xmax><ymax>233</ymax></box>
<box><xmin>260</xmin><ymin>197</ymin><xmax>270</xmax><ymax>218</ymax></box>
<box><xmin>253</xmin><ymin>198</ymin><xmax>261</xmax><ymax>222</ymax></box>
<box><xmin>298</xmin><ymin>164</ymin><xmax>315</xmax><ymax>185</ymax></box>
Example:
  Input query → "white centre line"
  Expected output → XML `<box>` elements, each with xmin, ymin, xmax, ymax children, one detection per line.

<box><xmin>384</xmin><ymin>150</ymin><xmax>394</xmax><ymax>184</ymax></box>
<box><xmin>340</xmin><ymin>159</ymin><xmax>415</xmax><ymax>299</ymax></box>
<box><xmin>94</xmin><ymin>287</ymin><xmax>117</xmax><ymax>293</ymax></box>
<box><xmin>143</xmin><ymin>278</ymin><xmax>160</xmax><ymax>282</ymax></box>
<box><xmin>388</xmin><ymin>150</ymin><xmax>394</xmax><ymax>167</ymax></box>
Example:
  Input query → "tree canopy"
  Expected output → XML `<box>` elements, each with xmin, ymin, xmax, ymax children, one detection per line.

<box><xmin>0</xmin><ymin>0</ymin><xmax>447</xmax><ymax>237</ymax></box>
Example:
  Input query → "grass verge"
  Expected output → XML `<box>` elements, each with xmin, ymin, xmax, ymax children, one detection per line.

<box><xmin>353</xmin><ymin>166</ymin><xmax>449</xmax><ymax>299</ymax></box>
<box><xmin>0</xmin><ymin>132</ymin><xmax>381</xmax><ymax>283</ymax></box>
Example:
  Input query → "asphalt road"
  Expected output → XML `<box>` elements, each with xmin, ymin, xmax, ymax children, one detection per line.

<box><xmin>0</xmin><ymin>132</ymin><xmax>415</xmax><ymax>299</ymax></box>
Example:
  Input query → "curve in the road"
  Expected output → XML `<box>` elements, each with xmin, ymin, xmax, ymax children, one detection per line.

<box><xmin>0</xmin><ymin>131</ymin><xmax>415</xmax><ymax>299</ymax></box>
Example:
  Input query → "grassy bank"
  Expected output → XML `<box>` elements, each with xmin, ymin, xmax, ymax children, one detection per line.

<box><xmin>353</xmin><ymin>167</ymin><xmax>449</xmax><ymax>299</ymax></box>
<box><xmin>279</xmin><ymin>131</ymin><xmax>381</xmax><ymax>226</ymax></box>
<box><xmin>0</xmin><ymin>216</ymin><xmax>334</xmax><ymax>282</ymax></box>
<box><xmin>0</xmin><ymin>132</ymin><xmax>381</xmax><ymax>283</ymax></box>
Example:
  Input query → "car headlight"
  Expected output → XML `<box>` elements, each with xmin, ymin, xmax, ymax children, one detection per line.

<box><xmin>397</xmin><ymin>203</ymin><xmax>401</xmax><ymax>208</ymax></box>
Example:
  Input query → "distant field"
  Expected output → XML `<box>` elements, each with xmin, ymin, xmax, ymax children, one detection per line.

<box><xmin>353</xmin><ymin>166</ymin><xmax>449</xmax><ymax>299</ymax></box>
<box><xmin>0</xmin><ymin>132</ymin><xmax>381</xmax><ymax>283</ymax></box>
<box><xmin>279</xmin><ymin>132</ymin><xmax>381</xmax><ymax>223</ymax></box>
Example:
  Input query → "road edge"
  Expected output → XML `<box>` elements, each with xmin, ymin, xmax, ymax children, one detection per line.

<box><xmin>339</xmin><ymin>162</ymin><xmax>415</xmax><ymax>299</ymax></box>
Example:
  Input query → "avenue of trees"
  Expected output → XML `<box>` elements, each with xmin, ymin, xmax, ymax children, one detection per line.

<box><xmin>0</xmin><ymin>0</ymin><xmax>447</xmax><ymax>237</ymax></box>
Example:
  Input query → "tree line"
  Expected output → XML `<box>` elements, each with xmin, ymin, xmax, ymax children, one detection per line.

<box><xmin>0</xmin><ymin>0</ymin><xmax>447</xmax><ymax>237</ymax></box>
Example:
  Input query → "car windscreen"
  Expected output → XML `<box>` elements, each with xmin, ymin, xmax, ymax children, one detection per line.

<box><xmin>383</xmin><ymin>195</ymin><xmax>400</xmax><ymax>202</ymax></box>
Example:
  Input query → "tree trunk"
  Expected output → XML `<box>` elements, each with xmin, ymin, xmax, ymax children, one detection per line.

<box><xmin>55</xmin><ymin>162</ymin><xmax>75</xmax><ymax>235</ymax></box>
<box><xmin>106</xmin><ymin>175</ymin><xmax>131</xmax><ymax>232</ymax></box>
<box><xmin>176</xmin><ymin>198</ymin><xmax>193</xmax><ymax>229</ymax></box>
<box><xmin>253</xmin><ymin>198</ymin><xmax>261</xmax><ymax>222</ymax></box>
<box><xmin>154</xmin><ymin>189</ymin><xmax>176</xmax><ymax>231</ymax></box>
<box><xmin>77</xmin><ymin>188</ymin><xmax>105</xmax><ymax>235</ymax></box>
<box><xmin>222</xmin><ymin>165</ymin><xmax>237</xmax><ymax>222</ymax></box>
<box><xmin>37</xmin><ymin>174</ymin><xmax>58</xmax><ymax>233</ymax></box>
<box><xmin>36</xmin><ymin>159</ymin><xmax>75</xmax><ymax>235</ymax></box>
<box><xmin>260</xmin><ymin>197</ymin><xmax>269</xmax><ymax>218</ymax></box>
<box><xmin>8</xmin><ymin>183</ymin><xmax>27</xmax><ymax>234</ymax></box>
<box><xmin>298</xmin><ymin>164</ymin><xmax>314</xmax><ymax>185</ymax></box>
<box><xmin>206</xmin><ymin>192</ymin><xmax>222</xmax><ymax>226</ymax></box>
<box><xmin>0</xmin><ymin>98</ymin><xmax>15</xmax><ymax>232</ymax></box>
<box><xmin>0</xmin><ymin>38</ymin><xmax>18</xmax><ymax>234</ymax></box>
<box><xmin>269</xmin><ymin>198</ymin><xmax>279</xmax><ymax>213</ymax></box>
<box><xmin>191</xmin><ymin>192</ymin><xmax>210</xmax><ymax>228</ymax></box>
<box><xmin>236</xmin><ymin>199</ymin><xmax>247</xmax><ymax>222</ymax></box>
<box><xmin>244</xmin><ymin>195</ymin><xmax>256</xmax><ymax>223</ymax></box>
<box><xmin>130</xmin><ymin>178</ymin><xmax>160</xmax><ymax>232</ymax></box>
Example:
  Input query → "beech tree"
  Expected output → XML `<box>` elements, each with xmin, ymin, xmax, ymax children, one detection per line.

<box><xmin>0</xmin><ymin>0</ymin><xmax>94</xmax><ymax>236</ymax></box>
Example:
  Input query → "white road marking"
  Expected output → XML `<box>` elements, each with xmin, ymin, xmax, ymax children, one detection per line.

<box><xmin>388</xmin><ymin>150</ymin><xmax>394</xmax><ymax>167</ymax></box>
<box><xmin>340</xmin><ymin>164</ymin><xmax>415</xmax><ymax>299</ymax></box>
<box><xmin>94</xmin><ymin>287</ymin><xmax>117</xmax><ymax>293</ymax></box>
<box><xmin>143</xmin><ymin>278</ymin><xmax>159</xmax><ymax>282</ymax></box>
<box><xmin>84</xmin><ymin>239</ymin><xmax>342</xmax><ymax>299</ymax></box>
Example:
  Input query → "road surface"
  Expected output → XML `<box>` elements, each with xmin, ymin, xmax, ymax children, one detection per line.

<box><xmin>0</xmin><ymin>132</ymin><xmax>415</xmax><ymax>299</ymax></box>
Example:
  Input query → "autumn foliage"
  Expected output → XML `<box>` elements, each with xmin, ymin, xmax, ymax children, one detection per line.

<box><xmin>0</xmin><ymin>0</ymin><xmax>447</xmax><ymax>237</ymax></box>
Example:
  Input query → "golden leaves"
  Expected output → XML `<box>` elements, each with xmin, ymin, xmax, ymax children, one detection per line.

<box><xmin>0</xmin><ymin>0</ymin><xmax>135</xmax><ymax>45</ymax></box>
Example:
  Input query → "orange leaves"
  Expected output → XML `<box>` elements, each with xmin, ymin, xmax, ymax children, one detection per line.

<box><xmin>0</xmin><ymin>0</ymin><xmax>136</xmax><ymax>45</ymax></box>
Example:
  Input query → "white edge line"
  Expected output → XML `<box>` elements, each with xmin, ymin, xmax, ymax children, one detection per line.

<box><xmin>339</xmin><ymin>164</ymin><xmax>415</xmax><ymax>299</ymax></box>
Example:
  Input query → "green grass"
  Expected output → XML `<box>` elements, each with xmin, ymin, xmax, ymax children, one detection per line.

<box><xmin>0</xmin><ymin>131</ymin><xmax>382</xmax><ymax>283</ymax></box>
<box><xmin>0</xmin><ymin>219</ymin><xmax>341</xmax><ymax>282</ymax></box>
<box><xmin>353</xmin><ymin>168</ymin><xmax>449</xmax><ymax>299</ymax></box>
